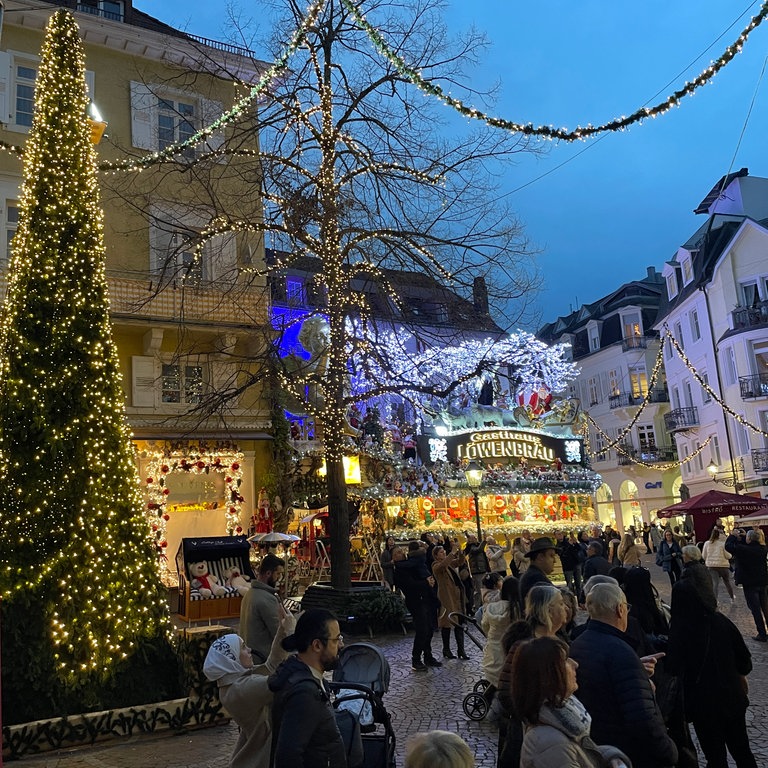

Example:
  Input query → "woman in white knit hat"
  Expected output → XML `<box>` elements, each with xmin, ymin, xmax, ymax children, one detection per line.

<box><xmin>204</xmin><ymin>609</ymin><xmax>295</xmax><ymax>768</ymax></box>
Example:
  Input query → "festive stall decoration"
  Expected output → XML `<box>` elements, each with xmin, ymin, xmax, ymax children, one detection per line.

<box><xmin>145</xmin><ymin>446</ymin><xmax>245</xmax><ymax>572</ymax></box>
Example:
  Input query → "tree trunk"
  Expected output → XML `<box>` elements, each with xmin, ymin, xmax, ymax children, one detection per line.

<box><xmin>326</xmin><ymin>455</ymin><xmax>350</xmax><ymax>588</ymax></box>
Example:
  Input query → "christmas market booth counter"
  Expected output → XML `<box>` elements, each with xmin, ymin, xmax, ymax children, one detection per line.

<box><xmin>380</xmin><ymin>426</ymin><xmax>602</xmax><ymax>538</ymax></box>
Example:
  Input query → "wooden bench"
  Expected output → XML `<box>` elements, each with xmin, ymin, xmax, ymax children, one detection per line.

<box><xmin>176</xmin><ymin>535</ymin><xmax>254</xmax><ymax>622</ymax></box>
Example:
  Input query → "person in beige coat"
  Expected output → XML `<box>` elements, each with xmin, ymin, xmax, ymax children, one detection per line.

<box><xmin>432</xmin><ymin>545</ymin><xmax>469</xmax><ymax>659</ymax></box>
<box><xmin>203</xmin><ymin>608</ymin><xmax>295</xmax><ymax>768</ymax></box>
<box><xmin>616</xmin><ymin>533</ymin><xmax>645</xmax><ymax>567</ymax></box>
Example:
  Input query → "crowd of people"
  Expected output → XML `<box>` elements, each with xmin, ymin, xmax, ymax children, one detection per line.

<box><xmin>201</xmin><ymin>518</ymin><xmax>767</xmax><ymax>768</ymax></box>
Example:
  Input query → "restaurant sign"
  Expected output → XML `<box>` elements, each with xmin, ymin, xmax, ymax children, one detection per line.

<box><xmin>419</xmin><ymin>428</ymin><xmax>585</xmax><ymax>468</ymax></box>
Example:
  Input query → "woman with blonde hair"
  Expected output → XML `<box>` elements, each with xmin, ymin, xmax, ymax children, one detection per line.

<box><xmin>702</xmin><ymin>527</ymin><xmax>735</xmax><ymax>601</ymax></box>
<box><xmin>404</xmin><ymin>730</ymin><xmax>475</xmax><ymax>768</ymax></box>
<box><xmin>617</xmin><ymin>532</ymin><xmax>644</xmax><ymax>567</ymax></box>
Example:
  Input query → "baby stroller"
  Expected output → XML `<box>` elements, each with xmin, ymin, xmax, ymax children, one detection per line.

<box><xmin>330</xmin><ymin>642</ymin><xmax>397</xmax><ymax>768</ymax></box>
<box><xmin>450</xmin><ymin>611</ymin><xmax>493</xmax><ymax>721</ymax></box>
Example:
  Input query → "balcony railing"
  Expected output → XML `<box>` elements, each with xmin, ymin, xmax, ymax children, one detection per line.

<box><xmin>617</xmin><ymin>444</ymin><xmax>678</xmax><ymax>465</ymax></box>
<box><xmin>739</xmin><ymin>373</ymin><xmax>768</xmax><ymax>400</ymax></box>
<box><xmin>664</xmin><ymin>407</ymin><xmax>699</xmax><ymax>432</ymax></box>
<box><xmin>732</xmin><ymin>300</ymin><xmax>768</xmax><ymax>330</ymax></box>
<box><xmin>621</xmin><ymin>335</ymin><xmax>648</xmax><ymax>351</ymax></box>
<box><xmin>77</xmin><ymin>4</ymin><xmax>124</xmax><ymax>22</ymax></box>
<box><xmin>608</xmin><ymin>388</ymin><xmax>669</xmax><ymax>410</ymax></box>
<box><xmin>753</xmin><ymin>448</ymin><xmax>768</xmax><ymax>473</ymax></box>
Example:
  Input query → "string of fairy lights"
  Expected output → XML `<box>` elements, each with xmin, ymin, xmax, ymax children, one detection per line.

<box><xmin>342</xmin><ymin>0</ymin><xmax>768</xmax><ymax>141</ymax></box>
<box><xmin>664</xmin><ymin>327</ymin><xmax>768</xmax><ymax>438</ymax></box>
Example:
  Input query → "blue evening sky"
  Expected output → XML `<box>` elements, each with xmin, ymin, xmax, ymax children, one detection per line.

<box><xmin>141</xmin><ymin>0</ymin><xmax>768</xmax><ymax>330</ymax></box>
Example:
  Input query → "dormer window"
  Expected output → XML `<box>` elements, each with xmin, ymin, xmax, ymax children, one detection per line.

<box><xmin>666</xmin><ymin>272</ymin><xmax>678</xmax><ymax>299</ymax></box>
<box><xmin>77</xmin><ymin>1</ymin><xmax>125</xmax><ymax>21</ymax></box>
<box><xmin>588</xmin><ymin>325</ymin><xmax>600</xmax><ymax>352</ymax></box>
<box><xmin>681</xmin><ymin>257</ymin><xmax>693</xmax><ymax>285</ymax></box>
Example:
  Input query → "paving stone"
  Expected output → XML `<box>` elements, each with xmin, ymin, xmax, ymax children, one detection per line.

<box><xmin>14</xmin><ymin>553</ymin><xmax>768</xmax><ymax>767</ymax></box>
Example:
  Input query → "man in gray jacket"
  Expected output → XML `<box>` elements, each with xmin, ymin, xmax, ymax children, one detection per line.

<box><xmin>240</xmin><ymin>553</ymin><xmax>284</xmax><ymax>663</ymax></box>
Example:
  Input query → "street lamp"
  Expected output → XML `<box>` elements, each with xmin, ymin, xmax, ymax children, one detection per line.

<box><xmin>707</xmin><ymin>460</ymin><xmax>743</xmax><ymax>491</ymax></box>
<box><xmin>464</xmin><ymin>460</ymin><xmax>484</xmax><ymax>540</ymax></box>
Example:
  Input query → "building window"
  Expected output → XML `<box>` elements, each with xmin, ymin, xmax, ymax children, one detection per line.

<box><xmin>588</xmin><ymin>377</ymin><xmax>600</xmax><ymax>406</ymax></box>
<box><xmin>15</xmin><ymin>64</ymin><xmax>36</xmax><ymax>127</ymax></box>
<box><xmin>285</xmin><ymin>277</ymin><xmax>306</xmax><ymax>306</ymax></box>
<box><xmin>158</xmin><ymin>98</ymin><xmax>196</xmax><ymax>154</ymax></box>
<box><xmin>666</xmin><ymin>273</ymin><xmax>678</xmax><ymax>299</ymax></box>
<box><xmin>608</xmin><ymin>369</ymin><xmax>620</xmax><ymax>396</ymax></box>
<box><xmin>689</xmin><ymin>309</ymin><xmax>701</xmax><ymax>342</ymax></box>
<box><xmin>628</xmin><ymin>365</ymin><xmax>648</xmax><ymax>398</ymax></box>
<box><xmin>77</xmin><ymin>1</ymin><xmax>124</xmax><ymax>21</ymax></box>
<box><xmin>588</xmin><ymin>326</ymin><xmax>599</xmax><ymax>352</ymax></box>
<box><xmin>701</xmin><ymin>371</ymin><xmax>712</xmax><ymax>403</ymax></box>
<box><xmin>622</xmin><ymin>312</ymin><xmax>641</xmax><ymax>339</ymax></box>
<box><xmin>674</xmin><ymin>321</ymin><xmax>684</xmax><ymax>350</ymax></box>
<box><xmin>695</xmin><ymin>441</ymin><xmax>704</xmax><ymax>471</ymax></box>
<box><xmin>733</xmin><ymin>416</ymin><xmax>751</xmax><ymax>456</ymax></box>
<box><xmin>162</xmin><ymin>363</ymin><xmax>204</xmax><ymax>404</ymax></box>
<box><xmin>741</xmin><ymin>281</ymin><xmax>759</xmax><ymax>306</ymax></box>
<box><xmin>637</xmin><ymin>424</ymin><xmax>656</xmax><ymax>450</ymax></box>
<box><xmin>665</xmin><ymin>337</ymin><xmax>673</xmax><ymax>360</ymax></box>
<box><xmin>682</xmin><ymin>257</ymin><xmax>693</xmax><ymax>284</ymax></box>
<box><xmin>722</xmin><ymin>346</ymin><xmax>737</xmax><ymax>387</ymax></box>
<box><xmin>130</xmin><ymin>82</ymin><xmax>222</xmax><ymax>155</ymax></box>
<box><xmin>593</xmin><ymin>432</ymin><xmax>606</xmax><ymax>462</ymax></box>
<box><xmin>681</xmin><ymin>444</ymin><xmax>690</xmax><ymax>476</ymax></box>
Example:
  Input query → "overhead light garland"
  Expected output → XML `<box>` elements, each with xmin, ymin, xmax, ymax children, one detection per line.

<box><xmin>665</xmin><ymin>327</ymin><xmax>768</xmax><ymax>438</ymax></box>
<box><xmin>590</xmin><ymin>428</ymin><xmax>713</xmax><ymax>471</ymax></box>
<box><xmin>342</xmin><ymin>0</ymin><xmax>768</xmax><ymax>141</ymax></box>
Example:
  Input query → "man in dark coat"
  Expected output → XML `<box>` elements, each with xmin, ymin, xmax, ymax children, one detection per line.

<box><xmin>268</xmin><ymin>609</ymin><xmax>347</xmax><ymax>768</ymax></box>
<box><xmin>464</xmin><ymin>532</ymin><xmax>490</xmax><ymax>611</ymax></box>
<box><xmin>394</xmin><ymin>541</ymin><xmax>441</xmax><ymax>669</ymax></box>
<box><xmin>679</xmin><ymin>544</ymin><xmax>717</xmax><ymax>612</ymax></box>
<box><xmin>519</xmin><ymin>537</ymin><xmax>556</xmax><ymax>606</ymax></box>
<box><xmin>582</xmin><ymin>541</ymin><xmax>612</xmax><ymax>581</ymax></box>
<box><xmin>554</xmin><ymin>531</ymin><xmax>582</xmax><ymax>594</ymax></box>
<box><xmin>570</xmin><ymin>583</ymin><xmax>678</xmax><ymax>768</ymax></box>
<box><xmin>727</xmin><ymin>529</ymin><xmax>768</xmax><ymax>642</ymax></box>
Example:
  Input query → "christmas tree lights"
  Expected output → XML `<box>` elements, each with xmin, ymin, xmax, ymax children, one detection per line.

<box><xmin>0</xmin><ymin>10</ymin><xmax>171</xmax><ymax>719</ymax></box>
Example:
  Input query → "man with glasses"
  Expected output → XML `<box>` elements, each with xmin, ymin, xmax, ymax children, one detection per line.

<box><xmin>268</xmin><ymin>608</ymin><xmax>347</xmax><ymax>767</ymax></box>
<box><xmin>569</xmin><ymin>583</ymin><xmax>677</xmax><ymax>768</ymax></box>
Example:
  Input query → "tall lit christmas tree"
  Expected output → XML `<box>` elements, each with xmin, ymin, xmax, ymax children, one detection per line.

<box><xmin>0</xmin><ymin>10</ymin><xmax>174</xmax><ymax>722</ymax></box>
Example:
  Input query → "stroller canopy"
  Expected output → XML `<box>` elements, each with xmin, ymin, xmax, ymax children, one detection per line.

<box><xmin>332</xmin><ymin>642</ymin><xmax>390</xmax><ymax>698</ymax></box>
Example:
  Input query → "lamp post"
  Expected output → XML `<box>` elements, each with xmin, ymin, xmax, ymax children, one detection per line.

<box><xmin>464</xmin><ymin>460</ymin><xmax>484</xmax><ymax>541</ymax></box>
<box><xmin>707</xmin><ymin>459</ymin><xmax>744</xmax><ymax>492</ymax></box>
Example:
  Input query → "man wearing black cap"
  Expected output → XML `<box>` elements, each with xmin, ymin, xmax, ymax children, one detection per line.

<box><xmin>519</xmin><ymin>536</ymin><xmax>557</xmax><ymax>606</ymax></box>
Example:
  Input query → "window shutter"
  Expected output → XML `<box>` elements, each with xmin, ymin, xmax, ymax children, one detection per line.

<box><xmin>200</xmin><ymin>97</ymin><xmax>225</xmax><ymax>155</ymax></box>
<box><xmin>132</xmin><ymin>356</ymin><xmax>156</xmax><ymax>407</ymax></box>
<box><xmin>130</xmin><ymin>81</ymin><xmax>156</xmax><ymax>150</ymax></box>
<box><xmin>0</xmin><ymin>52</ymin><xmax>12</xmax><ymax>125</ymax></box>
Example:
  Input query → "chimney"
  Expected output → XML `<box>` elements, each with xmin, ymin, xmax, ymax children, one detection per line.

<box><xmin>473</xmin><ymin>276</ymin><xmax>489</xmax><ymax>315</ymax></box>
<box><xmin>647</xmin><ymin>266</ymin><xmax>658</xmax><ymax>279</ymax></box>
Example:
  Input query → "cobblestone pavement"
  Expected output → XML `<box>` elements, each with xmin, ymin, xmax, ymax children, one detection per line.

<box><xmin>16</xmin><ymin>553</ymin><xmax>768</xmax><ymax>767</ymax></box>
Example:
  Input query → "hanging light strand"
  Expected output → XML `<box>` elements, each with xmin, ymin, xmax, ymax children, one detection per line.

<box><xmin>342</xmin><ymin>0</ymin><xmax>768</xmax><ymax>142</ymax></box>
<box><xmin>665</xmin><ymin>327</ymin><xmax>768</xmax><ymax>438</ymax></box>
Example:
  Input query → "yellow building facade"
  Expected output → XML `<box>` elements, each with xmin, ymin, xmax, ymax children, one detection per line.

<box><xmin>0</xmin><ymin>0</ymin><xmax>273</xmax><ymax>567</ymax></box>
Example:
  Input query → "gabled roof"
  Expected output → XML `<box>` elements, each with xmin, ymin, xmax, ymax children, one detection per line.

<box><xmin>694</xmin><ymin>167</ymin><xmax>749</xmax><ymax>215</ymax></box>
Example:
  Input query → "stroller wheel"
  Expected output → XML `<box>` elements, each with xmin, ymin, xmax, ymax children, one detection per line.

<box><xmin>463</xmin><ymin>692</ymin><xmax>488</xmax><ymax>721</ymax></box>
<box><xmin>473</xmin><ymin>679</ymin><xmax>491</xmax><ymax>693</ymax></box>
